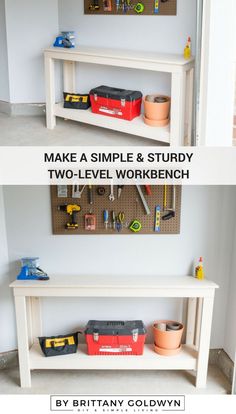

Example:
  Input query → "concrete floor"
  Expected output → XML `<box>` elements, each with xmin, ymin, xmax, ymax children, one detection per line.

<box><xmin>0</xmin><ymin>113</ymin><xmax>165</xmax><ymax>146</ymax></box>
<box><xmin>0</xmin><ymin>365</ymin><xmax>231</xmax><ymax>395</ymax></box>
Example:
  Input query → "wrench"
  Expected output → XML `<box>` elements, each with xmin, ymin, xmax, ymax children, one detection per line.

<box><xmin>109</xmin><ymin>184</ymin><xmax>115</xmax><ymax>202</ymax></box>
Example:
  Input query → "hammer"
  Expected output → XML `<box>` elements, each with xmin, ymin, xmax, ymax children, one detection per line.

<box><xmin>162</xmin><ymin>185</ymin><xmax>176</xmax><ymax>221</ymax></box>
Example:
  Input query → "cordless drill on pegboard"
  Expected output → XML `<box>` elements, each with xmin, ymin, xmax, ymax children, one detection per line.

<box><xmin>58</xmin><ymin>204</ymin><xmax>81</xmax><ymax>230</ymax></box>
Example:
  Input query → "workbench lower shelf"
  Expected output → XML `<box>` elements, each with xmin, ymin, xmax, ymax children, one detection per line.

<box><xmin>30</xmin><ymin>343</ymin><xmax>197</xmax><ymax>371</ymax></box>
<box><xmin>54</xmin><ymin>103</ymin><xmax>170</xmax><ymax>143</ymax></box>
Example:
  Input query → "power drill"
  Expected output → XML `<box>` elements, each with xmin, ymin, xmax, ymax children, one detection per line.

<box><xmin>58</xmin><ymin>204</ymin><xmax>81</xmax><ymax>230</ymax></box>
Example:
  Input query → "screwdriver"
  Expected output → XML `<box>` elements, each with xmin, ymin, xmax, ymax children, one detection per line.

<box><xmin>88</xmin><ymin>185</ymin><xmax>93</xmax><ymax>205</ymax></box>
<box><xmin>103</xmin><ymin>210</ymin><xmax>109</xmax><ymax>230</ymax></box>
<box><xmin>116</xmin><ymin>0</ymin><xmax>120</xmax><ymax>11</ymax></box>
<box><xmin>112</xmin><ymin>211</ymin><xmax>116</xmax><ymax>230</ymax></box>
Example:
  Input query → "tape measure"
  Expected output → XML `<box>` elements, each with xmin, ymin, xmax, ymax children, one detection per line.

<box><xmin>130</xmin><ymin>220</ymin><xmax>142</xmax><ymax>233</ymax></box>
<box><xmin>135</xmin><ymin>2</ymin><xmax>144</xmax><ymax>13</ymax></box>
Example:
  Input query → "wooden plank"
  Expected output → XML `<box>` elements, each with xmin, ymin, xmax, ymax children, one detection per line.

<box><xmin>196</xmin><ymin>296</ymin><xmax>215</xmax><ymax>388</ymax></box>
<box><xmin>14</xmin><ymin>296</ymin><xmax>31</xmax><ymax>387</ymax></box>
<box><xmin>30</xmin><ymin>343</ymin><xmax>197</xmax><ymax>370</ymax></box>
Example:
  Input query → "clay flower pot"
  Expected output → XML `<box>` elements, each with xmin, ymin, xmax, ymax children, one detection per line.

<box><xmin>143</xmin><ymin>95</ymin><xmax>171</xmax><ymax>124</ymax></box>
<box><xmin>153</xmin><ymin>320</ymin><xmax>184</xmax><ymax>351</ymax></box>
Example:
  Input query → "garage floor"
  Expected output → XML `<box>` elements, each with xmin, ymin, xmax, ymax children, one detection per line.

<box><xmin>0</xmin><ymin>113</ymin><xmax>165</xmax><ymax>146</ymax></box>
<box><xmin>0</xmin><ymin>365</ymin><xmax>231</xmax><ymax>395</ymax></box>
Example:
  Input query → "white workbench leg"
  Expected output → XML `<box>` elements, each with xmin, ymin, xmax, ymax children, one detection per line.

<box><xmin>26</xmin><ymin>297</ymin><xmax>33</xmax><ymax>347</ymax></box>
<box><xmin>170</xmin><ymin>71</ymin><xmax>186</xmax><ymax>146</ymax></box>
<box><xmin>195</xmin><ymin>298</ymin><xmax>203</xmax><ymax>349</ymax></box>
<box><xmin>14</xmin><ymin>296</ymin><xmax>31</xmax><ymax>388</ymax></box>
<box><xmin>196</xmin><ymin>296</ymin><xmax>214</xmax><ymax>388</ymax></box>
<box><xmin>31</xmin><ymin>297</ymin><xmax>42</xmax><ymax>342</ymax></box>
<box><xmin>45</xmin><ymin>55</ymin><xmax>56</xmax><ymax>129</ymax></box>
<box><xmin>185</xmin><ymin>68</ymin><xmax>194</xmax><ymax>146</ymax></box>
<box><xmin>63</xmin><ymin>61</ymin><xmax>76</xmax><ymax>93</ymax></box>
<box><xmin>186</xmin><ymin>298</ymin><xmax>197</xmax><ymax>345</ymax></box>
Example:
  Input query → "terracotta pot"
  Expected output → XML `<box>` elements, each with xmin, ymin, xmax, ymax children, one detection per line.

<box><xmin>144</xmin><ymin>95</ymin><xmax>171</xmax><ymax>121</ymax></box>
<box><xmin>143</xmin><ymin>115</ymin><xmax>169</xmax><ymax>127</ymax></box>
<box><xmin>153</xmin><ymin>320</ymin><xmax>184</xmax><ymax>350</ymax></box>
<box><xmin>154</xmin><ymin>343</ymin><xmax>182</xmax><ymax>356</ymax></box>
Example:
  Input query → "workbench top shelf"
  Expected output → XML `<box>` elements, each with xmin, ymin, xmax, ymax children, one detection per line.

<box><xmin>44</xmin><ymin>47</ymin><xmax>195</xmax><ymax>146</ymax></box>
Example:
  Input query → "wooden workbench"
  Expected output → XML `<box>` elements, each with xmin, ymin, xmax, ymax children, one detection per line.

<box><xmin>44</xmin><ymin>47</ymin><xmax>195</xmax><ymax>145</ymax></box>
<box><xmin>10</xmin><ymin>275</ymin><xmax>218</xmax><ymax>388</ymax></box>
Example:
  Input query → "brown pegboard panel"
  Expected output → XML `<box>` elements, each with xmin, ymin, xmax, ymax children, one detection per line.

<box><xmin>51</xmin><ymin>185</ymin><xmax>181</xmax><ymax>235</ymax></box>
<box><xmin>84</xmin><ymin>0</ymin><xmax>177</xmax><ymax>16</ymax></box>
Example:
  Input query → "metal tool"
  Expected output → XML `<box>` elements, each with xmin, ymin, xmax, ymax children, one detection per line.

<box><xmin>162</xmin><ymin>185</ymin><xmax>176</xmax><ymax>221</ymax></box>
<box><xmin>154</xmin><ymin>205</ymin><xmax>161</xmax><ymax>232</ymax></box>
<box><xmin>72</xmin><ymin>185</ymin><xmax>86</xmax><ymax>198</ymax></box>
<box><xmin>116</xmin><ymin>212</ymin><xmax>125</xmax><ymax>232</ymax></box>
<box><xmin>136</xmin><ymin>185</ymin><xmax>151</xmax><ymax>215</ymax></box>
<box><xmin>88</xmin><ymin>185</ymin><xmax>93</xmax><ymax>205</ymax></box>
<box><xmin>57</xmin><ymin>185</ymin><xmax>68</xmax><ymax>198</ymax></box>
<box><xmin>97</xmin><ymin>186</ymin><xmax>106</xmax><ymax>196</ymax></box>
<box><xmin>163</xmin><ymin>184</ymin><xmax>167</xmax><ymax>211</ymax></box>
<box><xmin>118</xmin><ymin>185</ymin><xmax>124</xmax><ymax>198</ymax></box>
<box><xmin>112</xmin><ymin>211</ymin><xmax>116</xmax><ymax>230</ymax></box>
<box><xmin>104</xmin><ymin>210</ymin><xmax>109</xmax><ymax>230</ymax></box>
<box><xmin>109</xmin><ymin>184</ymin><xmax>115</xmax><ymax>202</ymax></box>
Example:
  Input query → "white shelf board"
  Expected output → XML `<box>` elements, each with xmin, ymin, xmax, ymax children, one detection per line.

<box><xmin>30</xmin><ymin>343</ymin><xmax>197</xmax><ymax>371</ymax></box>
<box><xmin>54</xmin><ymin>103</ymin><xmax>170</xmax><ymax>144</ymax></box>
<box><xmin>45</xmin><ymin>47</ymin><xmax>195</xmax><ymax>69</ymax></box>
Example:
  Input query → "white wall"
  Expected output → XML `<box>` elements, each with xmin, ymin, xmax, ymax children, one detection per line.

<box><xmin>0</xmin><ymin>186</ymin><xmax>16</xmax><ymax>352</ymax></box>
<box><xmin>224</xmin><ymin>222</ymin><xmax>236</xmax><ymax>362</ymax></box>
<box><xmin>58</xmin><ymin>0</ymin><xmax>196</xmax><ymax>98</ymax></box>
<box><xmin>0</xmin><ymin>0</ymin><xmax>10</xmax><ymax>102</ymax></box>
<box><xmin>2</xmin><ymin>185</ymin><xmax>236</xmax><ymax>351</ymax></box>
<box><xmin>199</xmin><ymin>0</ymin><xmax>235</xmax><ymax>146</ymax></box>
<box><xmin>4</xmin><ymin>0</ymin><xmax>59</xmax><ymax>103</ymax></box>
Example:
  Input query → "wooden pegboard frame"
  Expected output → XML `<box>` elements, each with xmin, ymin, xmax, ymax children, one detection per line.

<box><xmin>51</xmin><ymin>185</ymin><xmax>181</xmax><ymax>235</ymax></box>
<box><xmin>84</xmin><ymin>0</ymin><xmax>177</xmax><ymax>16</ymax></box>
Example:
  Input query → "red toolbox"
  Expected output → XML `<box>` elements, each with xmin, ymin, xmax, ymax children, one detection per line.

<box><xmin>85</xmin><ymin>320</ymin><xmax>147</xmax><ymax>355</ymax></box>
<box><xmin>90</xmin><ymin>85</ymin><xmax>142</xmax><ymax>121</ymax></box>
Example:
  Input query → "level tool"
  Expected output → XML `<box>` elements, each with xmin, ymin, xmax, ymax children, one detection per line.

<box><xmin>154</xmin><ymin>205</ymin><xmax>161</xmax><ymax>232</ymax></box>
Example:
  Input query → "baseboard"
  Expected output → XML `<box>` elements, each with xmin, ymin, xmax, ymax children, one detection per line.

<box><xmin>0</xmin><ymin>101</ymin><xmax>45</xmax><ymax>116</ymax></box>
<box><xmin>1</xmin><ymin>348</ymin><xmax>234</xmax><ymax>383</ymax></box>
<box><xmin>0</xmin><ymin>350</ymin><xmax>18</xmax><ymax>369</ymax></box>
<box><xmin>209</xmin><ymin>349</ymin><xmax>234</xmax><ymax>384</ymax></box>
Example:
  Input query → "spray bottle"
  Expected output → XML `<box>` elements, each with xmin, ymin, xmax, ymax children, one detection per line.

<box><xmin>195</xmin><ymin>257</ymin><xmax>205</xmax><ymax>280</ymax></box>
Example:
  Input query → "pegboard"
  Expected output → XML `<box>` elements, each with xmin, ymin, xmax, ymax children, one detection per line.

<box><xmin>51</xmin><ymin>185</ymin><xmax>181</xmax><ymax>235</ymax></box>
<box><xmin>84</xmin><ymin>0</ymin><xmax>177</xmax><ymax>16</ymax></box>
